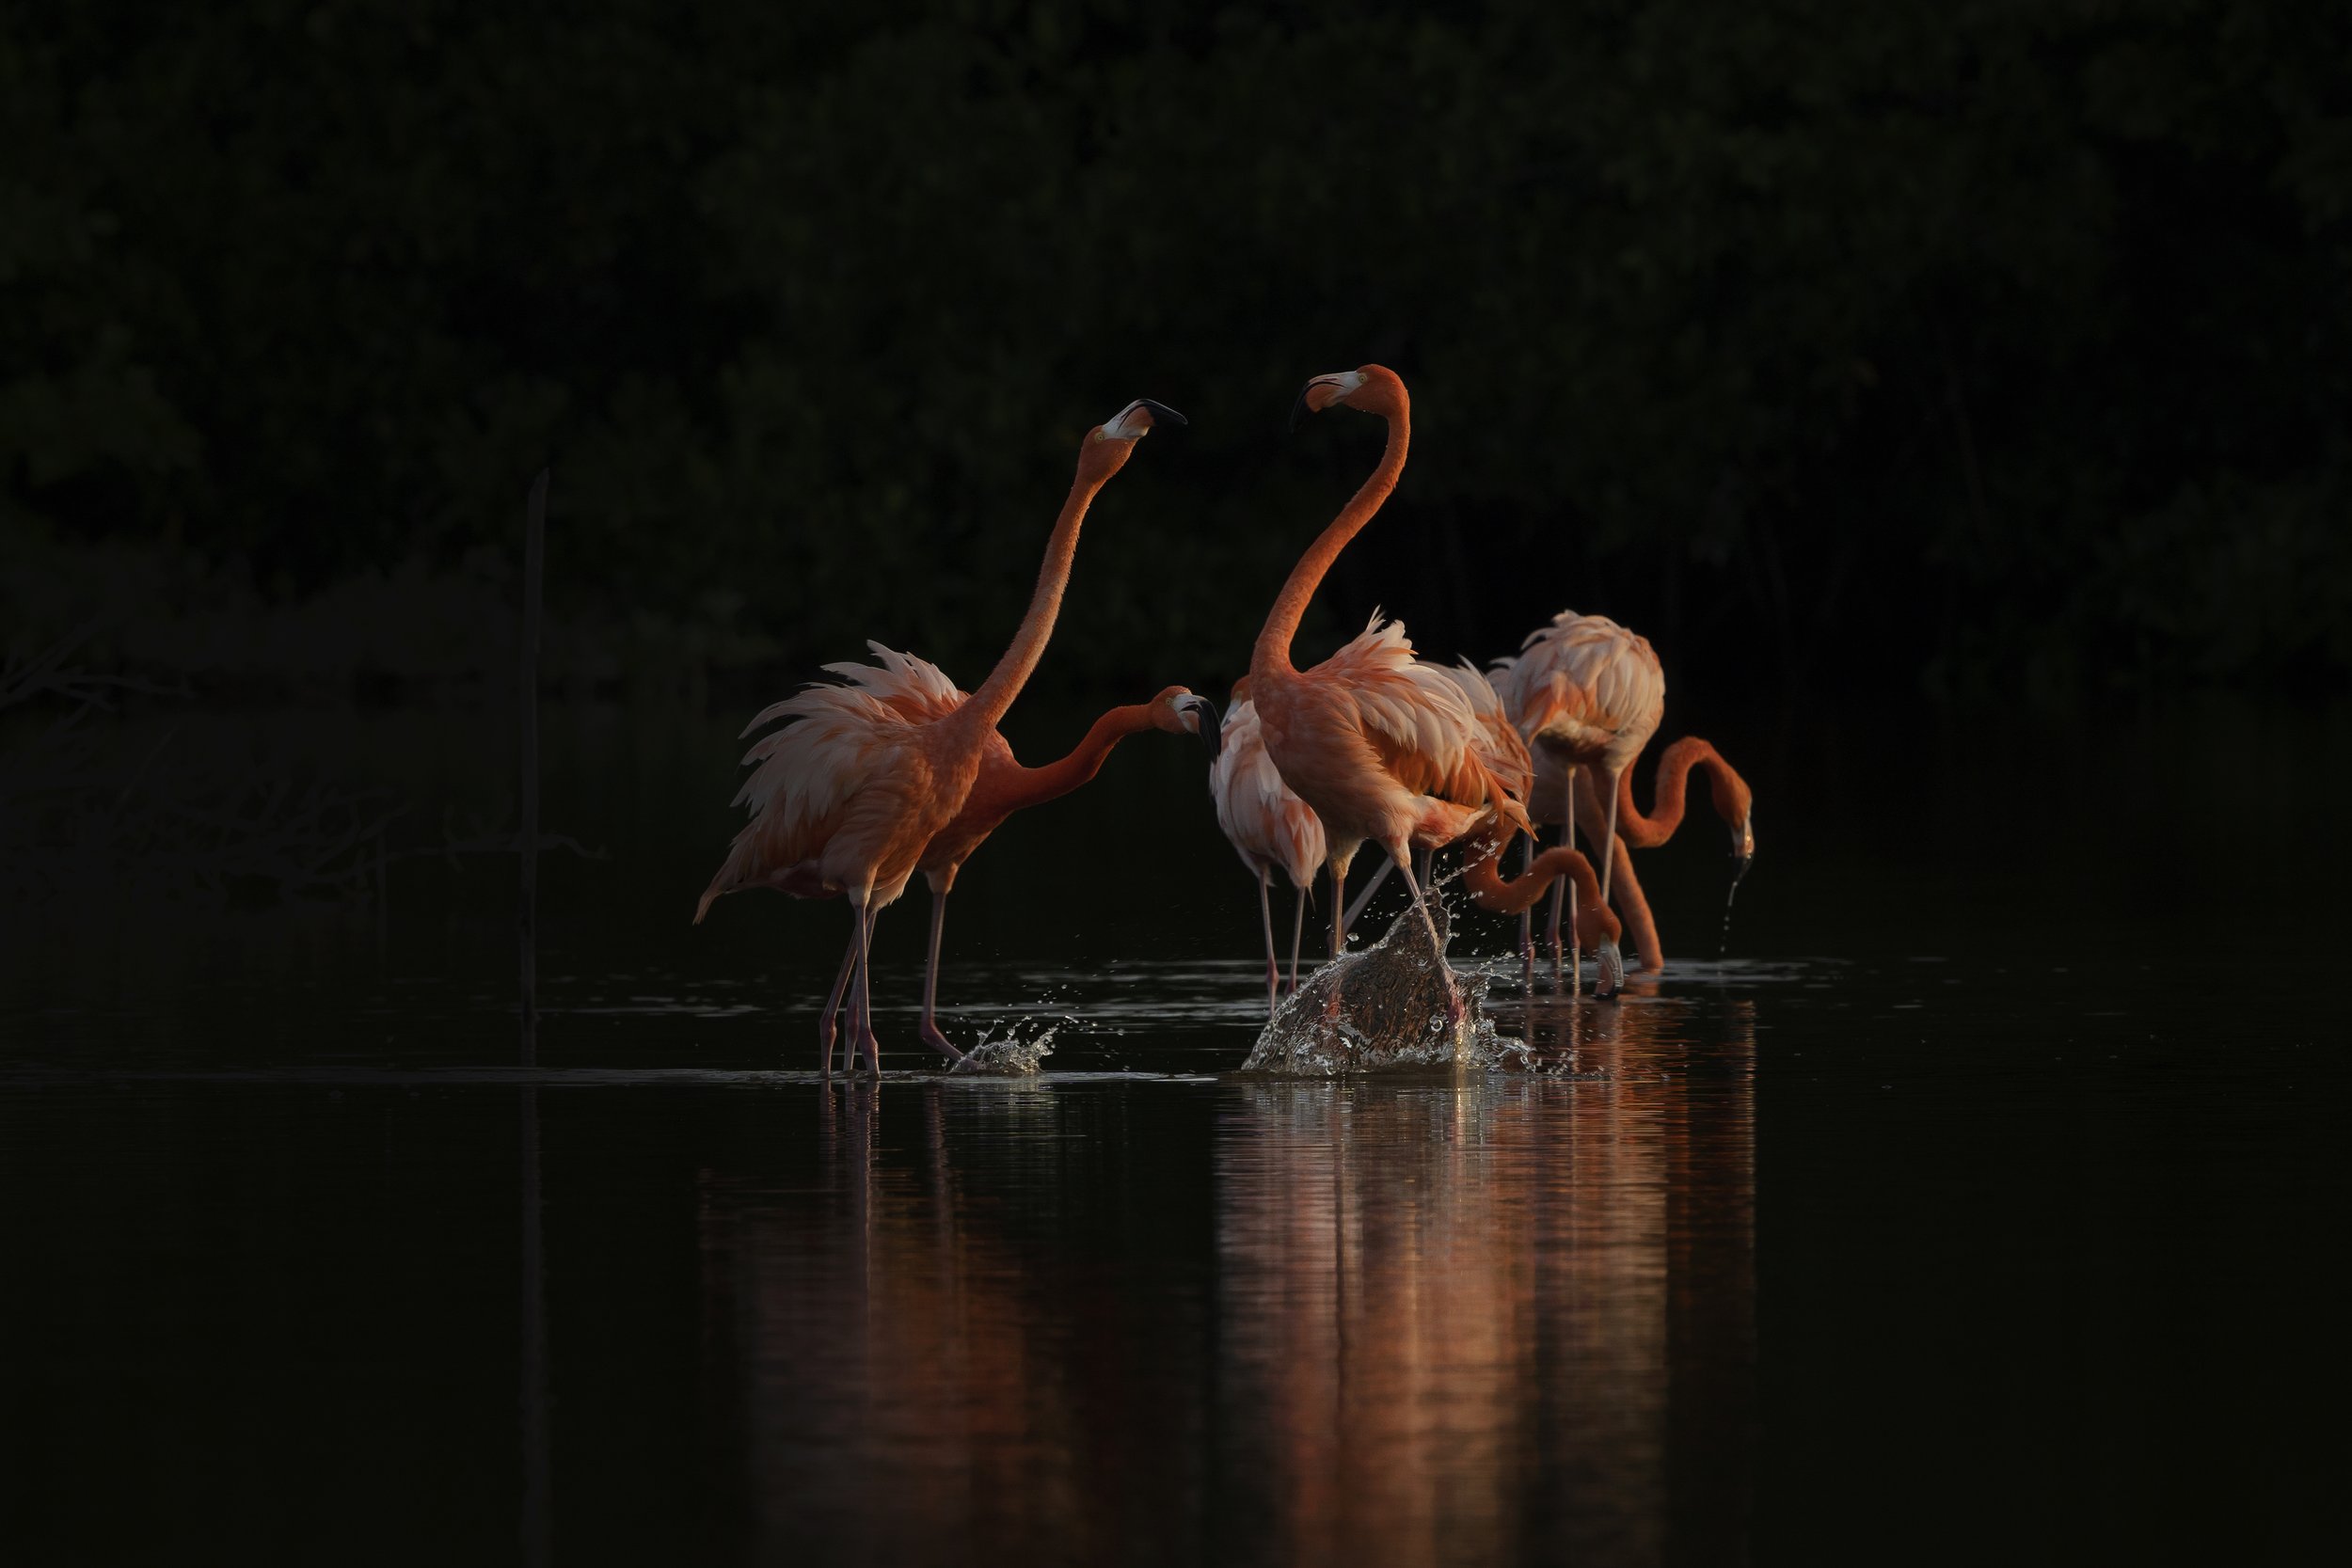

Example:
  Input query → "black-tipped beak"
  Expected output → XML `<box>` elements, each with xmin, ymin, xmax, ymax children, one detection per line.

<box><xmin>1289</xmin><ymin>383</ymin><xmax>1312</xmax><ymax>433</ymax></box>
<box><xmin>1138</xmin><ymin>399</ymin><xmax>1186</xmax><ymax>429</ymax></box>
<box><xmin>1728</xmin><ymin>819</ymin><xmax>1755</xmax><ymax>890</ymax></box>
<box><xmin>1181</xmin><ymin>695</ymin><xmax>1223</xmax><ymax>757</ymax></box>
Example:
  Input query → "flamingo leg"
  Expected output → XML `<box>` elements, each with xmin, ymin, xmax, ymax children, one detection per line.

<box><xmin>818</xmin><ymin>923</ymin><xmax>858</xmax><ymax>1075</ymax></box>
<box><xmin>1599</xmin><ymin>767</ymin><xmax>1625</xmax><ymax>902</ymax></box>
<box><xmin>1256</xmin><ymin>865</ymin><xmax>1279</xmax><ymax>1016</ymax></box>
<box><xmin>1329</xmin><ymin>864</ymin><xmax>1346</xmax><ymax>960</ymax></box>
<box><xmin>915</xmin><ymin>888</ymin><xmax>965</xmax><ymax>1061</ymax></box>
<box><xmin>1288</xmin><ymin>885</ymin><xmax>1307</xmax><ymax>994</ymax></box>
<box><xmin>1547</xmin><ymin>765</ymin><xmax>1581</xmax><ymax>994</ymax></box>
<box><xmin>850</xmin><ymin>898</ymin><xmax>882</xmax><ymax>1075</ymax></box>
<box><xmin>1343</xmin><ymin>856</ymin><xmax>1393</xmax><ymax>934</ymax></box>
<box><xmin>1607</xmin><ymin>835</ymin><xmax>1662</xmax><ymax>973</ymax></box>
<box><xmin>1391</xmin><ymin>847</ymin><xmax>1464</xmax><ymax>1026</ymax></box>
<box><xmin>1518</xmin><ymin>833</ymin><xmax>1537</xmax><ymax>974</ymax></box>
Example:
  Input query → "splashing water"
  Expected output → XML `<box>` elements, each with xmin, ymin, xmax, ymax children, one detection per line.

<box><xmin>950</xmin><ymin>1021</ymin><xmax>1062</xmax><ymax>1076</ymax></box>
<box><xmin>1241</xmin><ymin>894</ymin><xmax>1525</xmax><ymax>1076</ymax></box>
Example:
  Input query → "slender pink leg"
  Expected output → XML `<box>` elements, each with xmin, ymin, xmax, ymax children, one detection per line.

<box><xmin>1598</xmin><ymin>766</ymin><xmax>1626</xmax><ymax>902</ymax></box>
<box><xmin>1547</xmin><ymin>765</ymin><xmax>1581</xmax><ymax>994</ymax></box>
<box><xmin>851</xmin><ymin>899</ymin><xmax>882</xmax><ymax>1074</ymax></box>
<box><xmin>1607</xmin><ymin>836</ymin><xmax>1662</xmax><ymax>973</ymax></box>
<box><xmin>1255</xmin><ymin>865</ymin><xmax>1279</xmax><ymax>1015</ymax></box>
<box><xmin>1329</xmin><ymin>865</ymin><xmax>1346</xmax><ymax>959</ymax></box>
<box><xmin>915</xmin><ymin>889</ymin><xmax>966</xmax><ymax>1061</ymax></box>
<box><xmin>1342</xmin><ymin>856</ymin><xmax>1392</xmax><ymax>934</ymax></box>
<box><xmin>818</xmin><ymin>924</ymin><xmax>858</xmax><ymax>1075</ymax></box>
<box><xmin>1287</xmin><ymin>885</ymin><xmax>1307</xmax><ymax>994</ymax></box>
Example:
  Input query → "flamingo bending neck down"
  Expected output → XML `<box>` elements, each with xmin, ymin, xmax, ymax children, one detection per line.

<box><xmin>1492</xmin><ymin>611</ymin><xmax>1664</xmax><ymax>984</ymax></box>
<box><xmin>1457</xmin><ymin>820</ymin><xmax>1626</xmax><ymax>994</ymax></box>
<box><xmin>694</xmin><ymin>398</ymin><xmax>1184</xmax><ymax>1073</ymax></box>
<box><xmin>1247</xmin><ymin>365</ymin><xmax>1529</xmax><ymax>1022</ymax></box>
<box><xmin>1567</xmin><ymin>736</ymin><xmax>1756</xmax><ymax>971</ymax></box>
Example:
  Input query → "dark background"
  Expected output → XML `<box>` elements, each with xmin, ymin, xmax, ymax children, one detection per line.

<box><xmin>8</xmin><ymin>0</ymin><xmax>2349</xmax><ymax>716</ymax></box>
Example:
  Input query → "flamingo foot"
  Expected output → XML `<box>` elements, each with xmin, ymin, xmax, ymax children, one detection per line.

<box><xmin>916</xmin><ymin>1021</ymin><xmax>966</xmax><ymax>1063</ymax></box>
<box><xmin>853</xmin><ymin>1026</ymin><xmax>885</xmax><ymax>1075</ymax></box>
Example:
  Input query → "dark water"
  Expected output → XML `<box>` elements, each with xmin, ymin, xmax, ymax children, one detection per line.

<box><xmin>3</xmin><ymin>701</ymin><xmax>2347</xmax><ymax>1564</ymax></box>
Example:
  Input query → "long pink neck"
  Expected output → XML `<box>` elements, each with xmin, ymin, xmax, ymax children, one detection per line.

<box><xmin>1459</xmin><ymin>821</ymin><xmax>1622</xmax><ymax>942</ymax></box>
<box><xmin>1250</xmin><ymin>403</ymin><xmax>1409</xmax><ymax>682</ymax></box>
<box><xmin>1615</xmin><ymin>736</ymin><xmax>1748</xmax><ymax>847</ymax></box>
<box><xmin>957</xmin><ymin>472</ymin><xmax>1107</xmax><ymax>733</ymax></box>
<box><xmin>999</xmin><ymin>704</ymin><xmax>1159</xmax><ymax>814</ymax></box>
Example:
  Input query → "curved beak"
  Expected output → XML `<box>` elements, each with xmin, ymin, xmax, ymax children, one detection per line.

<box><xmin>1105</xmin><ymin>398</ymin><xmax>1188</xmax><ymax>441</ymax></box>
<box><xmin>1288</xmin><ymin>372</ymin><xmax>1355</xmax><ymax>432</ymax></box>
<box><xmin>1178</xmin><ymin>694</ymin><xmax>1223</xmax><ymax>757</ymax></box>
<box><xmin>1728</xmin><ymin>816</ymin><xmax>1756</xmax><ymax>894</ymax></box>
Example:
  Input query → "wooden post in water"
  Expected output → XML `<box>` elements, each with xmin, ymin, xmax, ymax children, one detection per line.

<box><xmin>517</xmin><ymin>468</ymin><xmax>551</xmax><ymax>1567</ymax></box>
<box><xmin>519</xmin><ymin>468</ymin><xmax>547</xmax><ymax>1051</ymax></box>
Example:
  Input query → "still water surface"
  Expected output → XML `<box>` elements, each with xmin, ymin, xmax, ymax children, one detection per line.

<box><xmin>2</xmin><ymin>703</ymin><xmax>2346</xmax><ymax>1564</ymax></box>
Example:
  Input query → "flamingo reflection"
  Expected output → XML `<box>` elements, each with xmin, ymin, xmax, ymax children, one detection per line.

<box><xmin>694</xmin><ymin>1006</ymin><xmax>1754</xmax><ymax>1565</ymax></box>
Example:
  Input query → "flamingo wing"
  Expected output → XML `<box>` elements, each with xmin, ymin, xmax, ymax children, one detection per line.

<box><xmin>1492</xmin><ymin>610</ymin><xmax>1664</xmax><ymax>768</ymax></box>
<box><xmin>1433</xmin><ymin>658</ymin><xmax>1534</xmax><ymax>804</ymax></box>
<box><xmin>696</xmin><ymin>642</ymin><xmax>975</xmax><ymax>920</ymax></box>
<box><xmin>1319</xmin><ymin>613</ymin><xmax>1513</xmax><ymax>814</ymax></box>
<box><xmin>1210</xmin><ymin>700</ymin><xmax>1327</xmax><ymax>889</ymax></box>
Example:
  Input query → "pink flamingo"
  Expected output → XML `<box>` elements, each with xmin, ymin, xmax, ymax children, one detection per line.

<box><xmin>906</xmin><ymin>684</ymin><xmax>1218</xmax><ymax>1055</ymax></box>
<box><xmin>1208</xmin><ymin>683</ymin><xmax>1327</xmax><ymax>1015</ymax></box>
<box><xmin>1490</xmin><ymin>611</ymin><xmax>1663</xmax><ymax>980</ymax></box>
<box><xmin>1566</xmin><ymin>736</ymin><xmax>1756</xmax><ymax>971</ymax></box>
<box><xmin>1254</xmin><ymin>365</ymin><xmax>1606</xmax><ymax>1016</ymax></box>
<box><xmin>693</xmin><ymin>398</ymin><xmax>1184</xmax><ymax>1073</ymax></box>
<box><xmin>1342</xmin><ymin>658</ymin><xmax>1628</xmax><ymax>993</ymax></box>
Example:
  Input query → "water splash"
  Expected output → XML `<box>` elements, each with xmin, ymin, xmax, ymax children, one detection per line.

<box><xmin>950</xmin><ymin>1022</ymin><xmax>1061</xmax><ymax>1077</ymax></box>
<box><xmin>1241</xmin><ymin>895</ymin><xmax>1524</xmax><ymax>1076</ymax></box>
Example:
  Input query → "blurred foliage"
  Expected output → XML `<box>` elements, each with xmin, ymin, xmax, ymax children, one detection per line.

<box><xmin>3</xmin><ymin>0</ymin><xmax>2348</xmax><ymax>706</ymax></box>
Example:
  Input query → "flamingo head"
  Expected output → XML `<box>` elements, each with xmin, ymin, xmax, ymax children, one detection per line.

<box><xmin>1079</xmin><ymin>398</ymin><xmax>1185</xmax><ymax>482</ymax></box>
<box><xmin>1709</xmin><ymin>764</ymin><xmax>1756</xmax><ymax>879</ymax></box>
<box><xmin>1594</xmin><ymin>936</ymin><xmax>1627</xmax><ymax>999</ymax></box>
<box><xmin>1151</xmin><ymin>687</ymin><xmax>1223</xmax><ymax>755</ymax></box>
<box><xmin>1290</xmin><ymin>364</ymin><xmax>1406</xmax><ymax>429</ymax></box>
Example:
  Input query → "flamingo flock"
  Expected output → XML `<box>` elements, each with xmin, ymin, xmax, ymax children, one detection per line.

<box><xmin>696</xmin><ymin>372</ymin><xmax>1757</xmax><ymax>1069</ymax></box>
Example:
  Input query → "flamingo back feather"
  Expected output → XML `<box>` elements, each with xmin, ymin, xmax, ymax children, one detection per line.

<box><xmin>1490</xmin><ymin>610</ymin><xmax>1665</xmax><ymax>772</ymax></box>
<box><xmin>695</xmin><ymin>642</ymin><xmax>965</xmax><ymax>921</ymax></box>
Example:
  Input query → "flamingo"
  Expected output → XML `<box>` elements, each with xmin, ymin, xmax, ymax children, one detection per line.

<box><xmin>1208</xmin><ymin>684</ymin><xmax>1327</xmax><ymax>1015</ymax></box>
<box><xmin>1566</xmin><ymin>736</ymin><xmax>1756</xmax><ymax>971</ymax></box>
<box><xmin>693</xmin><ymin>397</ymin><xmax>1184</xmax><ymax>1072</ymax></box>
<box><xmin>1490</xmin><ymin>611</ymin><xmax>1664</xmax><ymax>979</ymax></box>
<box><xmin>1338</xmin><ymin>658</ymin><xmax>1632</xmax><ymax>993</ymax></box>
<box><xmin>1252</xmin><ymin>365</ymin><xmax>1605</xmax><ymax>1015</ymax></box>
<box><xmin>1337</xmin><ymin>657</ymin><xmax>1533</xmax><ymax>932</ymax></box>
<box><xmin>907</xmin><ymin>685</ymin><xmax>1219</xmax><ymax>1055</ymax></box>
